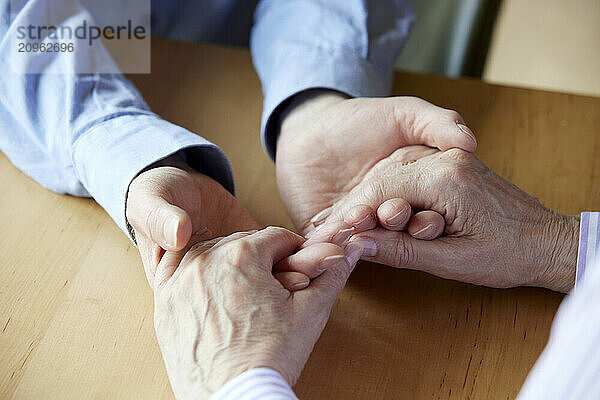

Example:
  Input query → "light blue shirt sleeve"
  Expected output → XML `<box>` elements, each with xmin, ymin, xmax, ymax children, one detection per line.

<box><xmin>250</xmin><ymin>0</ymin><xmax>415</xmax><ymax>159</ymax></box>
<box><xmin>0</xmin><ymin>0</ymin><xmax>234</xmax><ymax>237</ymax></box>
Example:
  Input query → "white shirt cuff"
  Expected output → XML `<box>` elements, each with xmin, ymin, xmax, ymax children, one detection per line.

<box><xmin>575</xmin><ymin>212</ymin><xmax>600</xmax><ymax>288</ymax></box>
<box><xmin>210</xmin><ymin>368</ymin><xmax>298</xmax><ymax>400</ymax></box>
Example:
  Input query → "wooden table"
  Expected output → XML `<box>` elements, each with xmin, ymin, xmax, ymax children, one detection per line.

<box><xmin>1</xmin><ymin>40</ymin><xmax>599</xmax><ymax>399</ymax></box>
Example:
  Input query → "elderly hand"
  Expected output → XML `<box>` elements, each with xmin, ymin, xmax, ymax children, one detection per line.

<box><xmin>275</xmin><ymin>91</ymin><xmax>477</xmax><ymax>238</ymax></box>
<box><xmin>126</xmin><ymin>157</ymin><xmax>259</xmax><ymax>287</ymax></box>
<box><xmin>153</xmin><ymin>227</ymin><xmax>359</xmax><ymax>399</ymax></box>
<box><xmin>324</xmin><ymin>146</ymin><xmax>580</xmax><ymax>292</ymax></box>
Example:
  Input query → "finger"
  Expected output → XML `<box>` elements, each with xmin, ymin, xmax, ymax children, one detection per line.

<box><xmin>389</xmin><ymin>97</ymin><xmax>477</xmax><ymax>152</ymax></box>
<box><xmin>376</xmin><ymin>198</ymin><xmax>412</xmax><ymax>231</ymax></box>
<box><xmin>319</xmin><ymin>147</ymin><xmax>436</xmax><ymax>228</ymax></box>
<box><xmin>274</xmin><ymin>272</ymin><xmax>310</xmax><ymax>291</ymax></box>
<box><xmin>136</xmin><ymin>233</ymin><xmax>160</xmax><ymax>288</ymax></box>
<box><xmin>153</xmin><ymin>236</ymin><xmax>219</xmax><ymax>288</ymax></box>
<box><xmin>240</xmin><ymin>227</ymin><xmax>306</xmax><ymax>267</ymax></box>
<box><xmin>408</xmin><ymin>210</ymin><xmax>445</xmax><ymax>240</ymax></box>
<box><xmin>344</xmin><ymin>237</ymin><xmax>377</xmax><ymax>266</ymax></box>
<box><xmin>351</xmin><ymin>228</ymin><xmax>465</xmax><ymax>281</ymax></box>
<box><xmin>326</xmin><ymin>157</ymin><xmax>438</xmax><ymax>226</ymax></box>
<box><xmin>343</xmin><ymin>204</ymin><xmax>378</xmax><ymax>232</ymax></box>
<box><xmin>274</xmin><ymin>242</ymin><xmax>346</xmax><ymax>279</ymax></box>
<box><xmin>304</xmin><ymin>220</ymin><xmax>356</xmax><ymax>248</ymax></box>
<box><xmin>294</xmin><ymin>240</ymin><xmax>372</xmax><ymax>308</ymax></box>
<box><xmin>153</xmin><ymin>246</ymin><xmax>188</xmax><ymax>289</ymax></box>
<box><xmin>310</xmin><ymin>206</ymin><xmax>333</xmax><ymax>227</ymax></box>
<box><xmin>153</xmin><ymin>229</ymin><xmax>247</xmax><ymax>288</ymax></box>
<box><xmin>127</xmin><ymin>191</ymin><xmax>194</xmax><ymax>251</ymax></box>
<box><xmin>208</xmin><ymin>230</ymin><xmax>259</xmax><ymax>250</ymax></box>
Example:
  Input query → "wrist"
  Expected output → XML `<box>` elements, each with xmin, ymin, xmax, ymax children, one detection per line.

<box><xmin>277</xmin><ymin>89</ymin><xmax>349</xmax><ymax>150</ymax></box>
<box><xmin>532</xmin><ymin>212</ymin><xmax>580</xmax><ymax>292</ymax></box>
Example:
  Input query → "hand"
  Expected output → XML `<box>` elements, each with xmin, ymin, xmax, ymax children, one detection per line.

<box><xmin>126</xmin><ymin>159</ymin><xmax>259</xmax><ymax>286</ymax></box>
<box><xmin>325</xmin><ymin>146</ymin><xmax>580</xmax><ymax>292</ymax></box>
<box><xmin>153</xmin><ymin>227</ymin><xmax>356</xmax><ymax>398</ymax></box>
<box><xmin>275</xmin><ymin>91</ymin><xmax>477</xmax><ymax>237</ymax></box>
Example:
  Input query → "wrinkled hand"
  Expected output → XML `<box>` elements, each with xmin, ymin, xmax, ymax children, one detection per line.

<box><xmin>325</xmin><ymin>146</ymin><xmax>580</xmax><ymax>292</ymax></box>
<box><xmin>153</xmin><ymin>227</ymin><xmax>356</xmax><ymax>399</ymax></box>
<box><xmin>126</xmin><ymin>159</ymin><xmax>259</xmax><ymax>286</ymax></box>
<box><xmin>276</xmin><ymin>91</ymin><xmax>477</xmax><ymax>239</ymax></box>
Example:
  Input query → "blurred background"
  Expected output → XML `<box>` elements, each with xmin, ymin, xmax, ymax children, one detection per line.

<box><xmin>397</xmin><ymin>0</ymin><xmax>600</xmax><ymax>97</ymax></box>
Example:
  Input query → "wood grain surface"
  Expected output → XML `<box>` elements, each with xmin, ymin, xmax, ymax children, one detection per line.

<box><xmin>1</xmin><ymin>39</ymin><xmax>599</xmax><ymax>399</ymax></box>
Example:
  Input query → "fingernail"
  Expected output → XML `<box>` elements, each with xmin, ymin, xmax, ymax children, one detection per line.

<box><xmin>412</xmin><ymin>223</ymin><xmax>433</xmax><ymax>239</ymax></box>
<box><xmin>165</xmin><ymin>216</ymin><xmax>179</xmax><ymax>248</ymax></box>
<box><xmin>306</xmin><ymin>223</ymin><xmax>326</xmax><ymax>239</ymax></box>
<box><xmin>320</xmin><ymin>254</ymin><xmax>346</xmax><ymax>272</ymax></box>
<box><xmin>323</xmin><ymin>254</ymin><xmax>346</xmax><ymax>262</ymax></box>
<box><xmin>360</xmin><ymin>238</ymin><xmax>378</xmax><ymax>257</ymax></box>
<box><xmin>310</xmin><ymin>207</ymin><xmax>333</xmax><ymax>226</ymax></box>
<box><xmin>345</xmin><ymin>242</ymin><xmax>363</xmax><ymax>266</ymax></box>
<box><xmin>456</xmin><ymin>123</ymin><xmax>477</xmax><ymax>144</ymax></box>
<box><xmin>385</xmin><ymin>208</ymin><xmax>408</xmax><ymax>227</ymax></box>
<box><xmin>349</xmin><ymin>237</ymin><xmax>377</xmax><ymax>257</ymax></box>
<box><xmin>332</xmin><ymin>226</ymin><xmax>355</xmax><ymax>244</ymax></box>
<box><xmin>352</xmin><ymin>213</ymin><xmax>372</xmax><ymax>230</ymax></box>
<box><xmin>290</xmin><ymin>281</ymin><xmax>309</xmax><ymax>290</ymax></box>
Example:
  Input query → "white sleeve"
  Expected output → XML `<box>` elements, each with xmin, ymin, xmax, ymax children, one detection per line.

<box><xmin>210</xmin><ymin>368</ymin><xmax>298</xmax><ymax>400</ymax></box>
<box><xmin>518</xmin><ymin>256</ymin><xmax>600</xmax><ymax>399</ymax></box>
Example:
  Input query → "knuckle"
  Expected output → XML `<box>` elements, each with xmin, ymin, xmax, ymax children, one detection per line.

<box><xmin>189</xmin><ymin>255</ymin><xmax>211</xmax><ymax>277</ymax></box>
<box><xmin>265</xmin><ymin>226</ymin><xmax>289</xmax><ymax>236</ymax></box>
<box><xmin>223</xmin><ymin>240</ymin><xmax>253</xmax><ymax>265</ymax></box>
<box><xmin>445</xmin><ymin>147</ymin><xmax>470</xmax><ymax>161</ymax></box>
<box><xmin>436</xmin><ymin>162</ymin><xmax>457</xmax><ymax>182</ymax></box>
<box><xmin>362</xmin><ymin>178</ymin><xmax>386</xmax><ymax>204</ymax></box>
<box><xmin>438</xmin><ymin>150</ymin><xmax>473</xmax><ymax>181</ymax></box>
<box><xmin>445</xmin><ymin>108</ymin><xmax>463</xmax><ymax>122</ymax></box>
<box><xmin>390</xmin><ymin>236</ymin><xmax>416</xmax><ymax>267</ymax></box>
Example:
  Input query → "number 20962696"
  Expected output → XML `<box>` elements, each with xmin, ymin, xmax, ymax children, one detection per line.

<box><xmin>18</xmin><ymin>42</ymin><xmax>74</xmax><ymax>53</ymax></box>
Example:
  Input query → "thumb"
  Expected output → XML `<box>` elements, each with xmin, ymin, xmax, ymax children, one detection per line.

<box><xmin>328</xmin><ymin>161</ymin><xmax>434</xmax><ymax>228</ymax></box>
<box><xmin>294</xmin><ymin>240</ymin><xmax>361</xmax><ymax>310</ymax></box>
<box><xmin>240</xmin><ymin>227</ymin><xmax>306</xmax><ymax>267</ymax></box>
<box><xmin>391</xmin><ymin>97</ymin><xmax>477</xmax><ymax>152</ymax></box>
<box><xmin>153</xmin><ymin>233</ymin><xmax>222</xmax><ymax>289</ymax></box>
<box><xmin>127</xmin><ymin>192</ymin><xmax>193</xmax><ymax>251</ymax></box>
<box><xmin>353</xmin><ymin>228</ymin><xmax>464</xmax><ymax>281</ymax></box>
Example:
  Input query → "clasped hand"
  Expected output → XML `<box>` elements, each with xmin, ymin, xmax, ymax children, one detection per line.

<box><xmin>153</xmin><ymin>227</ymin><xmax>356</xmax><ymax>399</ymax></box>
<box><xmin>128</xmin><ymin>93</ymin><xmax>579</xmax><ymax>399</ymax></box>
<box><xmin>276</xmin><ymin>92</ymin><xmax>578</xmax><ymax>293</ymax></box>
